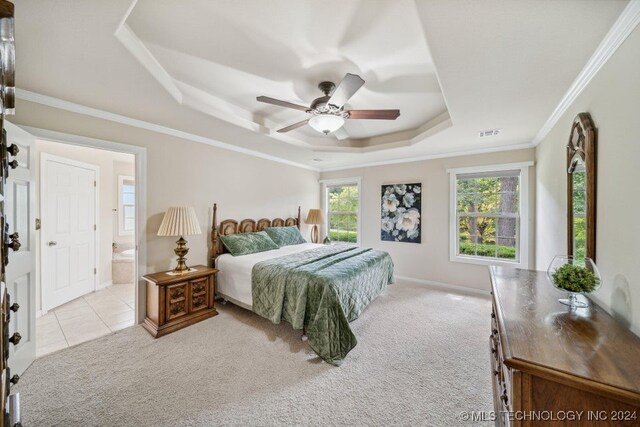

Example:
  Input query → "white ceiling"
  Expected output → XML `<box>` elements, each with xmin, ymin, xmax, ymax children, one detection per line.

<box><xmin>126</xmin><ymin>0</ymin><xmax>449</xmax><ymax>145</ymax></box>
<box><xmin>13</xmin><ymin>0</ymin><xmax>629</xmax><ymax>170</ymax></box>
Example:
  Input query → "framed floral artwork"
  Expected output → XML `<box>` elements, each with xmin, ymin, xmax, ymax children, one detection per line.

<box><xmin>381</xmin><ymin>183</ymin><xmax>422</xmax><ymax>243</ymax></box>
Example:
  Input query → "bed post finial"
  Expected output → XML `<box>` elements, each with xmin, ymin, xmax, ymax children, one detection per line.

<box><xmin>211</xmin><ymin>203</ymin><xmax>218</xmax><ymax>264</ymax></box>
<box><xmin>297</xmin><ymin>206</ymin><xmax>301</xmax><ymax>230</ymax></box>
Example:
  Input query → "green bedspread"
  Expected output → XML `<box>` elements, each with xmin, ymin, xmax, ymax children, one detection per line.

<box><xmin>252</xmin><ymin>244</ymin><xmax>394</xmax><ymax>365</ymax></box>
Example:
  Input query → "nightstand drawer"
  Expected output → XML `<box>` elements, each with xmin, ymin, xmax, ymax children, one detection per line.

<box><xmin>190</xmin><ymin>277</ymin><xmax>209</xmax><ymax>313</ymax></box>
<box><xmin>166</xmin><ymin>283</ymin><xmax>188</xmax><ymax>321</ymax></box>
<box><xmin>191</xmin><ymin>277</ymin><xmax>208</xmax><ymax>296</ymax></box>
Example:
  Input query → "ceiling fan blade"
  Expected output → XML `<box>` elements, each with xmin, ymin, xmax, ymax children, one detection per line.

<box><xmin>332</xmin><ymin>127</ymin><xmax>349</xmax><ymax>140</ymax></box>
<box><xmin>276</xmin><ymin>119</ymin><xmax>309</xmax><ymax>133</ymax></box>
<box><xmin>347</xmin><ymin>109</ymin><xmax>400</xmax><ymax>120</ymax></box>
<box><xmin>257</xmin><ymin>96</ymin><xmax>309</xmax><ymax>112</ymax></box>
<box><xmin>327</xmin><ymin>73</ymin><xmax>365</xmax><ymax>107</ymax></box>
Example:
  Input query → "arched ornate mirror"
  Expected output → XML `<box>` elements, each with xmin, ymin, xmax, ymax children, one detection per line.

<box><xmin>567</xmin><ymin>112</ymin><xmax>597</xmax><ymax>262</ymax></box>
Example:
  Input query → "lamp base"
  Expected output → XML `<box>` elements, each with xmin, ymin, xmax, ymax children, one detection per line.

<box><xmin>311</xmin><ymin>225</ymin><xmax>319</xmax><ymax>244</ymax></box>
<box><xmin>173</xmin><ymin>236</ymin><xmax>190</xmax><ymax>273</ymax></box>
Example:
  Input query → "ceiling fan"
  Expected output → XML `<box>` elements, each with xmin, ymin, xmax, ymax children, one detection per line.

<box><xmin>257</xmin><ymin>73</ymin><xmax>400</xmax><ymax>140</ymax></box>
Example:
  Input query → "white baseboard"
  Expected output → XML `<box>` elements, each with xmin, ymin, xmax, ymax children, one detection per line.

<box><xmin>97</xmin><ymin>280</ymin><xmax>113</xmax><ymax>290</ymax></box>
<box><xmin>395</xmin><ymin>275</ymin><xmax>491</xmax><ymax>297</ymax></box>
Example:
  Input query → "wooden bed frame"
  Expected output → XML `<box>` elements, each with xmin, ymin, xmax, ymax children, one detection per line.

<box><xmin>210</xmin><ymin>203</ymin><xmax>301</xmax><ymax>264</ymax></box>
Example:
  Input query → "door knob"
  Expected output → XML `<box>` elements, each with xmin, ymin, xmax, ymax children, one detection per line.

<box><xmin>9</xmin><ymin>303</ymin><xmax>19</xmax><ymax>312</ymax></box>
<box><xmin>8</xmin><ymin>232</ymin><xmax>20</xmax><ymax>251</ymax></box>
<box><xmin>7</xmin><ymin>143</ymin><xmax>19</xmax><ymax>156</ymax></box>
<box><xmin>47</xmin><ymin>241</ymin><xmax>57</xmax><ymax>247</ymax></box>
<box><xmin>9</xmin><ymin>374</ymin><xmax>19</xmax><ymax>385</ymax></box>
<box><xmin>9</xmin><ymin>332</ymin><xmax>21</xmax><ymax>345</ymax></box>
<box><xmin>8</xmin><ymin>159</ymin><xmax>18</xmax><ymax>169</ymax></box>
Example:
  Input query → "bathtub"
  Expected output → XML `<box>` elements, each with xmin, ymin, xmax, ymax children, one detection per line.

<box><xmin>112</xmin><ymin>248</ymin><xmax>135</xmax><ymax>284</ymax></box>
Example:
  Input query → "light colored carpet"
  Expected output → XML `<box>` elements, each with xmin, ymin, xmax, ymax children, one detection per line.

<box><xmin>16</xmin><ymin>280</ymin><xmax>493</xmax><ymax>426</ymax></box>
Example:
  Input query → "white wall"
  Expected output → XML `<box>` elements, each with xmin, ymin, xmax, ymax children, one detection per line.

<box><xmin>10</xmin><ymin>100</ymin><xmax>321</xmax><ymax>318</ymax></box>
<box><xmin>320</xmin><ymin>148</ymin><xmax>536</xmax><ymax>292</ymax></box>
<box><xmin>35</xmin><ymin>140</ymin><xmax>134</xmax><ymax>312</ymax></box>
<box><xmin>536</xmin><ymin>25</ymin><xmax>640</xmax><ymax>335</ymax></box>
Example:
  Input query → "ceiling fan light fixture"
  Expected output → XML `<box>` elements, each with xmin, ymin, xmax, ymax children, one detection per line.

<box><xmin>308</xmin><ymin>114</ymin><xmax>344</xmax><ymax>135</ymax></box>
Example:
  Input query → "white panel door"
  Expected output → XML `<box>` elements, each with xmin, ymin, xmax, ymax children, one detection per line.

<box><xmin>41</xmin><ymin>154</ymin><xmax>97</xmax><ymax>311</ymax></box>
<box><xmin>4</xmin><ymin>122</ymin><xmax>37</xmax><ymax>375</ymax></box>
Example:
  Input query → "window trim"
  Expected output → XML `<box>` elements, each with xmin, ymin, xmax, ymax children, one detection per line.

<box><xmin>320</xmin><ymin>176</ymin><xmax>362</xmax><ymax>245</ymax></box>
<box><xmin>118</xmin><ymin>175</ymin><xmax>135</xmax><ymax>236</ymax></box>
<box><xmin>448</xmin><ymin>162</ymin><xmax>533</xmax><ymax>268</ymax></box>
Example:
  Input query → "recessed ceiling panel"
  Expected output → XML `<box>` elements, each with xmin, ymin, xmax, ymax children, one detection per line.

<box><xmin>125</xmin><ymin>0</ymin><xmax>449</xmax><ymax>146</ymax></box>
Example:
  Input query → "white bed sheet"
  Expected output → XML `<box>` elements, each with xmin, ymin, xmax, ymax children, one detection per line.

<box><xmin>215</xmin><ymin>243</ymin><xmax>323</xmax><ymax>309</ymax></box>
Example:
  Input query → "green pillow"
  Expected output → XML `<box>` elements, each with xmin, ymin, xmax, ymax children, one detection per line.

<box><xmin>220</xmin><ymin>231</ymin><xmax>279</xmax><ymax>256</ymax></box>
<box><xmin>264</xmin><ymin>226</ymin><xmax>306</xmax><ymax>247</ymax></box>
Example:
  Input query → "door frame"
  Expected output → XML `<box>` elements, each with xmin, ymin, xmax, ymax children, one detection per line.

<box><xmin>40</xmin><ymin>153</ymin><xmax>100</xmax><ymax>311</ymax></box>
<box><xmin>22</xmin><ymin>126</ymin><xmax>147</xmax><ymax>324</ymax></box>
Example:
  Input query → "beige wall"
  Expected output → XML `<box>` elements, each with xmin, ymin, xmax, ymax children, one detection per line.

<box><xmin>320</xmin><ymin>148</ymin><xmax>536</xmax><ymax>292</ymax></box>
<box><xmin>35</xmin><ymin>140</ymin><xmax>135</xmax><ymax>312</ymax></box>
<box><xmin>112</xmin><ymin>160</ymin><xmax>136</xmax><ymax>248</ymax></box>
<box><xmin>536</xmin><ymin>25</ymin><xmax>640</xmax><ymax>335</ymax></box>
<box><xmin>10</xmin><ymin>100</ymin><xmax>320</xmax><ymax>318</ymax></box>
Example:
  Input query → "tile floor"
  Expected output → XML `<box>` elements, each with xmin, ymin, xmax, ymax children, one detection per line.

<box><xmin>36</xmin><ymin>283</ymin><xmax>135</xmax><ymax>358</ymax></box>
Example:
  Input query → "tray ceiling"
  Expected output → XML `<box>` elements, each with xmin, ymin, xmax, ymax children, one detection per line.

<box><xmin>12</xmin><ymin>0</ymin><xmax>631</xmax><ymax>170</ymax></box>
<box><xmin>122</xmin><ymin>0</ymin><xmax>451</xmax><ymax>150</ymax></box>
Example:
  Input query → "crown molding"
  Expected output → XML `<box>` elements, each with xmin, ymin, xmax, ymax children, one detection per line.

<box><xmin>15</xmin><ymin>88</ymin><xmax>320</xmax><ymax>172</ymax></box>
<box><xmin>532</xmin><ymin>0</ymin><xmax>640</xmax><ymax>146</ymax></box>
<box><xmin>319</xmin><ymin>141</ymin><xmax>535</xmax><ymax>172</ymax></box>
<box><xmin>15</xmin><ymin>88</ymin><xmax>535</xmax><ymax>174</ymax></box>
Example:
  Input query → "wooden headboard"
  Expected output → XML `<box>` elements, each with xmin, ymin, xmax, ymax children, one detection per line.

<box><xmin>210</xmin><ymin>203</ymin><xmax>301</xmax><ymax>263</ymax></box>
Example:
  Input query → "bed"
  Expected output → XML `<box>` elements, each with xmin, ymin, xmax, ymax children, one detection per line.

<box><xmin>211</xmin><ymin>204</ymin><xmax>394</xmax><ymax>365</ymax></box>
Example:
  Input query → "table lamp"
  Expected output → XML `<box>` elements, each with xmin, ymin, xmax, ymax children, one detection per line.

<box><xmin>305</xmin><ymin>209</ymin><xmax>324</xmax><ymax>243</ymax></box>
<box><xmin>157</xmin><ymin>207</ymin><xmax>202</xmax><ymax>273</ymax></box>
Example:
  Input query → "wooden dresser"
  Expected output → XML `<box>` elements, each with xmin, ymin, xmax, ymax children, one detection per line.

<box><xmin>142</xmin><ymin>265</ymin><xmax>218</xmax><ymax>337</ymax></box>
<box><xmin>490</xmin><ymin>266</ymin><xmax>640</xmax><ymax>426</ymax></box>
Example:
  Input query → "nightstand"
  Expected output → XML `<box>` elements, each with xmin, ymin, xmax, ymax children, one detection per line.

<box><xmin>142</xmin><ymin>265</ymin><xmax>218</xmax><ymax>337</ymax></box>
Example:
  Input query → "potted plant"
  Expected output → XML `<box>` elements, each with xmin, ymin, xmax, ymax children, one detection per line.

<box><xmin>547</xmin><ymin>255</ymin><xmax>601</xmax><ymax>308</ymax></box>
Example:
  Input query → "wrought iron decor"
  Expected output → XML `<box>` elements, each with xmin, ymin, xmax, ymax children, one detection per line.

<box><xmin>0</xmin><ymin>2</ymin><xmax>21</xmax><ymax>426</ymax></box>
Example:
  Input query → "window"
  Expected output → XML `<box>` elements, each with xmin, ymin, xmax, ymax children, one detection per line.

<box><xmin>449</xmin><ymin>163</ymin><xmax>531</xmax><ymax>267</ymax></box>
<box><xmin>571</xmin><ymin>163</ymin><xmax>586</xmax><ymax>260</ymax></box>
<box><xmin>118</xmin><ymin>175</ymin><xmax>135</xmax><ymax>236</ymax></box>
<box><xmin>322</xmin><ymin>177</ymin><xmax>361</xmax><ymax>244</ymax></box>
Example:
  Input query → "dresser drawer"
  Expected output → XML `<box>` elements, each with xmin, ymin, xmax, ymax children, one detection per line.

<box><xmin>491</xmin><ymin>305</ymin><xmax>512</xmax><ymax>424</ymax></box>
<box><xmin>165</xmin><ymin>283</ymin><xmax>188</xmax><ymax>321</ymax></box>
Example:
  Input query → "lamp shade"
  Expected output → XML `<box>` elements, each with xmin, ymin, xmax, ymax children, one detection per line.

<box><xmin>157</xmin><ymin>207</ymin><xmax>202</xmax><ymax>237</ymax></box>
<box><xmin>308</xmin><ymin>115</ymin><xmax>344</xmax><ymax>135</ymax></box>
<box><xmin>305</xmin><ymin>209</ymin><xmax>324</xmax><ymax>225</ymax></box>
